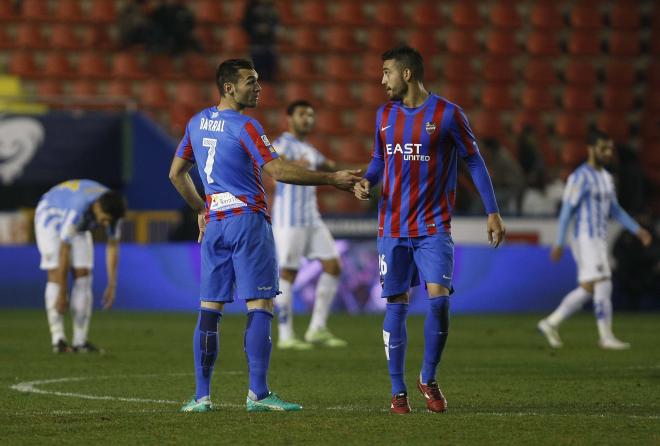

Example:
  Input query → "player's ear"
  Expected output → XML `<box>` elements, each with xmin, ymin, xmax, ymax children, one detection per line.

<box><xmin>402</xmin><ymin>68</ymin><xmax>412</xmax><ymax>82</ymax></box>
<box><xmin>223</xmin><ymin>82</ymin><xmax>234</xmax><ymax>96</ymax></box>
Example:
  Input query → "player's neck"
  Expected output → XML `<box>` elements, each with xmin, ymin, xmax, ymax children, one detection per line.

<box><xmin>587</xmin><ymin>157</ymin><xmax>603</xmax><ymax>170</ymax></box>
<box><xmin>401</xmin><ymin>84</ymin><xmax>429</xmax><ymax>108</ymax></box>
<box><xmin>216</xmin><ymin>98</ymin><xmax>243</xmax><ymax>113</ymax></box>
<box><xmin>290</xmin><ymin>129</ymin><xmax>306</xmax><ymax>141</ymax></box>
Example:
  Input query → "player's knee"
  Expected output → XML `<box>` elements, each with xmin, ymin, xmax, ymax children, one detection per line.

<box><xmin>73</xmin><ymin>268</ymin><xmax>91</xmax><ymax>279</ymax></box>
<box><xmin>201</xmin><ymin>300</ymin><xmax>225</xmax><ymax>312</ymax></box>
<box><xmin>246</xmin><ymin>298</ymin><xmax>275</xmax><ymax>313</ymax></box>
<box><xmin>280</xmin><ymin>269</ymin><xmax>297</xmax><ymax>282</ymax></box>
<box><xmin>387</xmin><ymin>293</ymin><xmax>409</xmax><ymax>304</ymax></box>
<box><xmin>580</xmin><ymin>282</ymin><xmax>595</xmax><ymax>294</ymax></box>
<box><xmin>322</xmin><ymin>258</ymin><xmax>341</xmax><ymax>276</ymax></box>
<box><xmin>427</xmin><ymin>283</ymin><xmax>450</xmax><ymax>297</ymax></box>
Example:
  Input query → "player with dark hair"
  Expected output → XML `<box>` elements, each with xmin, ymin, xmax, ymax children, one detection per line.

<box><xmin>169</xmin><ymin>59</ymin><xmax>361</xmax><ymax>412</ymax></box>
<box><xmin>354</xmin><ymin>46</ymin><xmax>506</xmax><ymax>414</ymax></box>
<box><xmin>271</xmin><ymin>100</ymin><xmax>363</xmax><ymax>350</ymax></box>
<box><xmin>538</xmin><ymin>128</ymin><xmax>652</xmax><ymax>350</ymax></box>
<box><xmin>34</xmin><ymin>180</ymin><xmax>126</xmax><ymax>353</ymax></box>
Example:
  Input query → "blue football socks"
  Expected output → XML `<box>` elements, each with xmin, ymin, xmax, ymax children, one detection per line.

<box><xmin>244</xmin><ymin>309</ymin><xmax>273</xmax><ymax>401</ymax></box>
<box><xmin>421</xmin><ymin>296</ymin><xmax>450</xmax><ymax>384</ymax></box>
<box><xmin>194</xmin><ymin>308</ymin><xmax>222</xmax><ymax>401</ymax></box>
<box><xmin>383</xmin><ymin>303</ymin><xmax>409</xmax><ymax>396</ymax></box>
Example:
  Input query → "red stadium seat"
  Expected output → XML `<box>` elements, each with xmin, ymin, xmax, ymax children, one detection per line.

<box><xmin>374</xmin><ymin>2</ymin><xmax>403</xmax><ymax>27</ymax></box>
<box><xmin>486</xmin><ymin>30</ymin><xmax>520</xmax><ymax>56</ymax></box>
<box><xmin>640</xmin><ymin>115</ymin><xmax>660</xmax><ymax>141</ymax></box>
<box><xmin>646</xmin><ymin>90</ymin><xmax>660</xmax><ymax>112</ymax></box>
<box><xmin>523</xmin><ymin>59</ymin><xmax>558</xmax><ymax>86</ymax></box>
<box><xmin>471</xmin><ymin>112</ymin><xmax>506</xmax><ymax>139</ymax></box>
<box><xmin>326</xmin><ymin>55</ymin><xmax>361</xmax><ymax>81</ymax></box>
<box><xmin>563</xmin><ymin>87</ymin><xmax>596</xmax><ymax>112</ymax></box>
<box><xmin>407</xmin><ymin>30</ymin><xmax>440</xmax><ymax>56</ymax></box>
<box><xmin>195</xmin><ymin>0</ymin><xmax>222</xmax><ymax>24</ymax></box>
<box><xmin>361</xmin><ymin>83</ymin><xmax>387</xmax><ymax>108</ymax></box>
<box><xmin>314</xmin><ymin>110</ymin><xmax>348</xmax><ymax>135</ymax></box>
<box><xmin>9</xmin><ymin>53</ymin><xmax>38</xmax><ymax>77</ymax></box>
<box><xmin>323</xmin><ymin>82</ymin><xmax>359</xmax><ymax>108</ymax></box>
<box><xmin>569</xmin><ymin>3</ymin><xmax>603</xmax><ymax>29</ymax></box>
<box><xmin>289</xmin><ymin>27</ymin><xmax>324</xmax><ymax>53</ymax></box>
<box><xmin>299</xmin><ymin>0</ymin><xmax>330</xmax><ymax>26</ymax></box>
<box><xmin>0</xmin><ymin>1</ymin><xmax>16</xmax><ymax>20</ymax></box>
<box><xmin>43</xmin><ymin>53</ymin><xmax>74</xmax><ymax>78</ymax></box>
<box><xmin>446</xmin><ymin>30</ymin><xmax>481</xmax><ymax>55</ymax></box>
<box><xmin>281</xmin><ymin>54</ymin><xmax>321</xmax><ymax>81</ymax></box>
<box><xmin>555</xmin><ymin>113</ymin><xmax>588</xmax><ymax>139</ymax></box>
<box><xmin>444</xmin><ymin>57</ymin><xmax>477</xmax><ymax>84</ymax></box>
<box><xmin>87</xmin><ymin>0</ymin><xmax>117</xmax><ymax>23</ymax></box>
<box><xmin>360</xmin><ymin>55</ymin><xmax>386</xmax><ymax>82</ymax></box>
<box><xmin>609</xmin><ymin>1</ymin><xmax>641</xmax><ymax>30</ymax></box>
<box><xmin>451</xmin><ymin>1</ymin><xmax>483</xmax><ymax>29</ymax></box>
<box><xmin>602</xmin><ymin>87</ymin><xmax>635</xmax><ymax>111</ymax></box>
<box><xmin>222</xmin><ymin>26</ymin><xmax>249</xmax><ymax>53</ymax></box>
<box><xmin>15</xmin><ymin>23</ymin><xmax>46</xmax><ymax>49</ymax></box>
<box><xmin>364</xmin><ymin>29</ymin><xmax>397</xmax><ymax>53</ymax></box>
<box><xmin>483</xmin><ymin>57</ymin><xmax>515</xmax><ymax>84</ymax></box>
<box><xmin>284</xmin><ymin>83</ymin><xmax>317</xmax><ymax>104</ymax></box>
<box><xmin>0</xmin><ymin>26</ymin><xmax>11</xmax><ymax>49</ymax></box>
<box><xmin>327</xmin><ymin>28</ymin><xmax>361</xmax><ymax>53</ymax></box>
<box><xmin>604</xmin><ymin>61</ymin><xmax>636</xmax><ymax>85</ymax></box>
<box><xmin>596</xmin><ymin>113</ymin><xmax>630</xmax><ymax>142</ymax></box>
<box><xmin>526</xmin><ymin>32</ymin><xmax>561</xmax><ymax>57</ymax></box>
<box><xmin>256</xmin><ymin>82</ymin><xmax>280</xmax><ymax>108</ymax></box>
<box><xmin>521</xmin><ymin>87</ymin><xmax>556</xmax><ymax>111</ymax></box>
<box><xmin>442</xmin><ymin>84</ymin><xmax>475</xmax><ymax>108</ymax></box>
<box><xmin>490</xmin><ymin>2</ymin><xmax>522</xmax><ymax>28</ymax></box>
<box><xmin>20</xmin><ymin>0</ymin><xmax>50</xmax><ymax>20</ymax></box>
<box><xmin>530</xmin><ymin>1</ymin><xmax>564</xmax><ymax>30</ymax></box>
<box><xmin>71</xmin><ymin>80</ymin><xmax>98</xmax><ymax>98</ymax></box>
<box><xmin>354</xmin><ymin>108</ymin><xmax>376</xmax><ymax>136</ymax></box>
<box><xmin>183</xmin><ymin>53</ymin><xmax>213</xmax><ymax>81</ymax></box>
<box><xmin>37</xmin><ymin>80</ymin><xmax>63</xmax><ymax>97</ymax></box>
<box><xmin>174</xmin><ymin>82</ymin><xmax>204</xmax><ymax>108</ymax></box>
<box><xmin>333</xmin><ymin>1</ymin><xmax>368</xmax><ymax>27</ymax></box>
<box><xmin>77</xmin><ymin>52</ymin><xmax>109</xmax><ymax>79</ymax></box>
<box><xmin>481</xmin><ymin>84</ymin><xmax>514</xmax><ymax>110</ymax></box>
<box><xmin>333</xmin><ymin>136</ymin><xmax>372</xmax><ymax>164</ymax></box>
<box><xmin>148</xmin><ymin>55</ymin><xmax>182</xmax><ymax>80</ymax></box>
<box><xmin>55</xmin><ymin>0</ymin><xmax>84</xmax><ymax>22</ymax></box>
<box><xmin>111</xmin><ymin>53</ymin><xmax>147</xmax><ymax>79</ymax></box>
<box><xmin>50</xmin><ymin>25</ymin><xmax>81</xmax><ymax>50</ymax></box>
<box><xmin>561</xmin><ymin>139</ymin><xmax>588</xmax><ymax>169</ymax></box>
<box><xmin>564</xmin><ymin>61</ymin><xmax>597</xmax><ymax>86</ymax></box>
<box><xmin>568</xmin><ymin>32</ymin><xmax>602</xmax><ymax>56</ymax></box>
<box><xmin>194</xmin><ymin>26</ymin><xmax>221</xmax><ymax>52</ymax></box>
<box><xmin>81</xmin><ymin>26</ymin><xmax>114</xmax><ymax>50</ymax></box>
<box><xmin>607</xmin><ymin>31</ymin><xmax>641</xmax><ymax>57</ymax></box>
<box><xmin>107</xmin><ymin>80</ymin><xmax>133</xmax><ymax>98</ymax></box>
<box><xmin>140</xmin><ymin>80</ymin><xmax>169</xmax><ymax>109</ymax></box>
<box><xmin>512</xmin><ymin>111</ymin><xmax>546</xmax><ymax>136</ymax></box>
<box><xmin>410</xmin><ymin>3</ymin><xmax>443</xmax><ymax>28</ymax></box>
<box><xmin>646</xmin><ymin>61</ymin><xmax>660</xmax><ymax>86</ymax></box>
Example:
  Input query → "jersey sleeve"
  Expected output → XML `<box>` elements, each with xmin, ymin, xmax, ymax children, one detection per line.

<box><xmin>364</xmin><ymin>107</ymin><xmax>385</xmax><ymax>185</ymax></box>
<box><xmin>239</xmin><ymin>119</ymin><xmax>279</xmax><ymax>167</ymax></box>
<box><xmin>175</xmin><ymin>122</ymin><xmax>195</xmax><ymax>163</ymax></box>
<box><xmin>59</xmin><ymin>210</ymin><xmax>81</xmax><ymax>243</ymax></box>
<box><xmin>448</xmin><ymin>106</ymin><xmax>480</xmax><ymax>158</ymax></box>
<box><xmin>562</xmin><ymin>171</ymin><xmax>587</xmax><ymax>207</ymax></box>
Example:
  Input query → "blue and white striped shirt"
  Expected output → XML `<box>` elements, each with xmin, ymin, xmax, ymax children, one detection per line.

<box><xmin>271</xmin><ymin>132</ymin><xmax>326</xmax><ymax>227</ymax></box>
<box><xmin>556</xmin><ymin>163</ymin><xmax>639</xmax><ymax>245</ymax></box>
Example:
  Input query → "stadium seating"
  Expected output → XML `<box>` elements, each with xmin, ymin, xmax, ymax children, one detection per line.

<box><xmin>16</xmin><ymin>23</ymin><xmax>46</xmax><ymax>49</ymax></box>
<box><xmin>50</xmin><ymin>25</ymin><xmax>81</xmax><ymax>50</ymax></box>
<box><xmin>88</xmin><ymin>0</ymin><xmax>117</xmax><ymax>23</ymax></box>
<box><xmin>410</xmin><ymin>3</ymin><xmax>443</xmax><ymax>28</ymax></box>
<box><xmin>523</xmin><ymin>60</ymin><xmax>558</xmax><ymax>86</ymax></box>
<box><xmin>555</xmin><ymin>113</ymin><xmax>589</xmax><ymax>139</ymax></box>
<box><xmin>489</xmin><ymin>2</ymin><xmax>522</xmax><ymax>28</ymax></box>
<box><xmin>569</xmin><ymin>3</ymin><xmax>604</xmax><ymax>30</ymax></box>
<box><xmin>481</xmin><ymin>84</ymin><xmax>515</xmax><ymax>110</ymax></box>
<box><xmin>563</xmin><ymin>87</ymin><xmax>596</xmax><ymax>112</ymax></box>
<box><xmin>604</xmin><ymin>61</ymin><xmax>636</xmax><ymax>85</ymax></box>
<box><xmin>299</xmin><ymin>1</ymin><xmax>329</xmax><ymax>26</ymax></box>
<box><xmin>20</xmin><ymin>0</ymin><xmax>50</xmax><ymax>21</ymax></box>
<box><xmin>326</xmin><ymin>28</ymin><xmax>361</xmax><ymax>54</ymax></box>
<box><xmin>43</xmin><ymin>53</ymin><xmax>74</xmax><ymax>79</ymax></box>
<box><xmin>602</xmin><ymin>86</ymin><xmax>635</xmax><ymax>111</ymax></box>
<box><xmin>373</xmin><ymin>2</ymin><xmax>402</xmax><ymax>28</ymax></box>
<box><xmin>333</xmin><ymin>1</ymin><xmax>369</xmax><ymax>27</ymax></box>
<box><xmin>596</xmin><ymin>113</ymin><xmax>630</xmax><ymax>142</ymax></box>
<box><xmin>607</xmin><ymin>31</ymin><xmax>641</xmax><ymax>57</ymax></box>
<box><xmin>9</xmin><ymin>53</ymin><xmax>38</xmax><ymax>77</ymax></box>
<box><xmin>521</xmin><ymin>86</ymin><xmax>556</xmax><ymax>111</ymax></box>
<box><xmin>451</xmin><ymin>1</ymin><xmax>483</xmax><ymax>29</ymax></box>
<box><xmin>526</xmin><ymin>32</ymin><xmax>561</xmax><ymax>56</ymax></box>
<box><xmin>529</xmin><ymin>1</ymin><xmax>564</xmax><ymax>30</ymax></box>
<box><xmin>111</xmin><ymin>53</ymin><xmax>147</xmax><ymax>80</ymax></box>
<box><xmin>486</xmin><ymin>30</ymin><xmax>520</xmax><ymax>56</ymax></box>
<box><xmin>444</xmin><ymin>57</ymin><xmax>477</xmax><ymax>84</ymax></box>
<box><xmin>609</xmin><ymin>1</ymin><xmax>641</xmax><ymax>30</ymax></box>
<box><xmin>71</xmin><ymin>80</ymin><xmax>99</xmax><ymax>98</ymax></box>
<box><xmin>77</xmin><ymin>52</ymin><xmax>109</xmax><ymax>79</ymax></box>
<box><xmin>564</xmin><ymin>61</ymin><xmax>598</xmax><ymax>86</ymax></box>
<box><xmin>567</xmin><ymin>31</ymin><xmax>602</xmax><ymax>56</ymax></box>
<box><xmin>140</xmin><ymin>80</ymin><xmax>169</xmax><ymax>110</ymax></box>
<box><xmin>55</xmin><ymin>0</ymin><xmax>84</xmax><ymax>22</ymax></box>
<box><xmin>446</xmin><ymin>30</ymin><xmax>481</xmax><ymax>55</ymax></box>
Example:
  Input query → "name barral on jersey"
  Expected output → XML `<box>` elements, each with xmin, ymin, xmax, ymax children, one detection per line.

<box><xmin>200</xmin><ymin>118</ymin><xmax>225</xmax><ymax>132</ymax></box>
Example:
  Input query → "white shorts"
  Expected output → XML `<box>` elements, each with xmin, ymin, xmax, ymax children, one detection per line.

<box><xmin>35</xmin><ymin>223</ymin><xmax>94</xmax><ymax>270</ymax></box>
<box><xmin>273</xmin><ymin>223</ymin><xmax>338</xmax><ymax>270</ymax></box>
<box><xmin>569</xmin><ymin>236</ymin><xmax>611</xmax><ymax>283</ymax></box>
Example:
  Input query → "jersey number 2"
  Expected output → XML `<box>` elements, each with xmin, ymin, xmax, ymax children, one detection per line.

<box><xmin>202</xmin><ymin>138</ymin><xmax>217</xmax><ymax>184</ymax></box>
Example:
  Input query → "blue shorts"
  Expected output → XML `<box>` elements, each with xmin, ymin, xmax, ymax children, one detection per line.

<box><xmin>377</xmin><ymin>233</ymin><xmax>454</xmax><ymax>298</ymax></box>
<box><xmin>200</xmin><ymin>213</ymin><xmax>279</xmax><ymax>302</ymax></box>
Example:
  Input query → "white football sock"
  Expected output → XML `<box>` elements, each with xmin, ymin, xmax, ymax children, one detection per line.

<box><xmin>593</xmin><ymin>280</ymin><xmax>614</xmax><ymax>341</ymax></box>
<box><xmin>309</xmin><ymin>272</ymin><xmax>339</xmax><ymax>332</ymax></box>
<box><xmin>275</xmin><ymin>278</ymin><xmax>294</xmax><ymax>341</ymax></box>
<box><xmin>70</xmin><ymin>276</ymin><xmax>93</xmax><ymax>347</ymax></box>
<box><xmin>546</xmin><ymin>286</ymin><xmax>592</xmax><ymax>327</ymax></box>
<box><xmin>45</xmin><ymin>282</ymin><xmax>66</xmax><ymax>345</ymax></box>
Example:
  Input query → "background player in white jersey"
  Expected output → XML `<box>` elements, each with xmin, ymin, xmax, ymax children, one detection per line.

<box><xmin>34</xmin><ymin>179</ymin><xmax>126</xmax><ymax>353</ymax></box>
<box><xmin>272</xmin><ymin>100</ymin><xmax>362</xmax><ymax>349</ymax></box>
<box><xmin>538</xmin><ymin>129</ymin><xmax>652</xmax><ymax>350</ymax></box>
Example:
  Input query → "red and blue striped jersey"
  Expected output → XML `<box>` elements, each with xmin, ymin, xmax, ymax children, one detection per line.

<box><xmin>370</xmin><ymin>93</ymin><xmax>489</xmax><ymax>238</ymax></box>
<box><xmin>175</xmin><ymin>106</ymin><xmax>278</xmax><ymax>223</ymax></box>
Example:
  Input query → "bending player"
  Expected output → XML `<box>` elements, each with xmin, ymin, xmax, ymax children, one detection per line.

<box><xmin>34</xmin><ymin>179</ymin><xmax>126</xmax><ymax>353</ymax></box>
<box><xmin>354</xmin><ymin>46</ymin><xmax>505</xmax><ymax>414</ymax></box>
<box><xmin>169</xmin><ymin>59</ymin><xmax>360</xmax><ymax>413</ymax></box>
<box><xmin>538</xmin><ymin>128</ymin><xmax>652</xmax><ymax>350</ymax></box>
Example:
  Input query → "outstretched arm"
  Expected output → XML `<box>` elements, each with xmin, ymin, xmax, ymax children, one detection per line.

<box><xmin>263</xmin><ymin>158</ymin><xmax>361</xmax><ymax>192</ymax></box>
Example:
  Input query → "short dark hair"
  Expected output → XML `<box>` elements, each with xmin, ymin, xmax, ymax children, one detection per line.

<box><xmin>286</xmin><ymin>99</ymin><xmax>314</xmax><ymax>116</ymax></box>
<box><xmin>586</xmin><ymin>126</ymin><xmax>611</xmax><ymax>146</ymax></box>
<box><xmin>381</xmin><ymin>45</ymin><xmax>424</xmax><ymax>81</ymax></box>
<box><xmin>215</xmin><ymin>59</ymin><xmax>255</xmax><ymax>97</ymax></box>
<box><xmin>98</xmin><ymin>190</ymin><xmax>127</xmax><ymax>223</ymax></box>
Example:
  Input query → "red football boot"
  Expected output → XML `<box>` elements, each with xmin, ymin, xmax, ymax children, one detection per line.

<box><xmin>390</xmin><ymin>392</ymin><xmax>411</xmax><ymax>414</ymax></box>
<box><xmin>416</xmin><ymin>379</ymin><xmax>447</xmax><ymax>413</ymax></box>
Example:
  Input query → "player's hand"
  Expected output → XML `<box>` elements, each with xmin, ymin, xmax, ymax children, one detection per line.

<box><xmin>487</xmin><ymin>213</ymin><xmax>506</xmax><ymax>247</ymax></box>
<box><xmin>55</xmin><ymin>291</ymin><xmax>68</xmax><ymax>315</ymax></box>
<box><xmin>102</xmin><ymin>283</ymin><xmax>116</xmax><ymax>310</ymax></box>
<box><xmin>550</xmin><ymin>245</ymin><xmax>563</xmax><ymax>262</ymax></box>
<box><xmin>354</xmin><ymin>178</ymin><xmax>371</xmax><ymax>201</ymax></box>
<box><xmin>197</xmin><ymin>210</ymin><xmax>206</xmax><ymax>243</ymax></box>
<box><xmin>637</xmin><ymin>227</ymin><xmax>652</xmax><ymax>247</ymax></box>
<box><xmin>331</xmin><ymin>169</ymin><xmax>362</xmax><ymax>192</ymax></box>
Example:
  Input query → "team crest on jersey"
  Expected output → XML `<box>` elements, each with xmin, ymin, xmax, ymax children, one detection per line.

<box><xmin>211</xmin><ymin>111</ymin><xmax>219</xmax><ymax>118</ymax></box>
<box><xmin>425</xmin><ymin>122</ymin><xmax>437</xmax><ymax>135</ymax></box>
<box><xmin>261</xmin><ymin>134</ymin><xmax>276</xmax><ymax>152</ymax></box>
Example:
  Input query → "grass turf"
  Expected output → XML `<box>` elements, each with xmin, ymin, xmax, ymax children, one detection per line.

<box><xmin>0</xmin><ymin>310</ymin><xmax>658</xmax><ymax>445</ymax></box>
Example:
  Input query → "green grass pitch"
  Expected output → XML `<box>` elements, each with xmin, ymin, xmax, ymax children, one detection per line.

<box><xmin>1</xmin><ymin>310</ymin><xmax>658</xmax><ymax>445</ymax></box>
